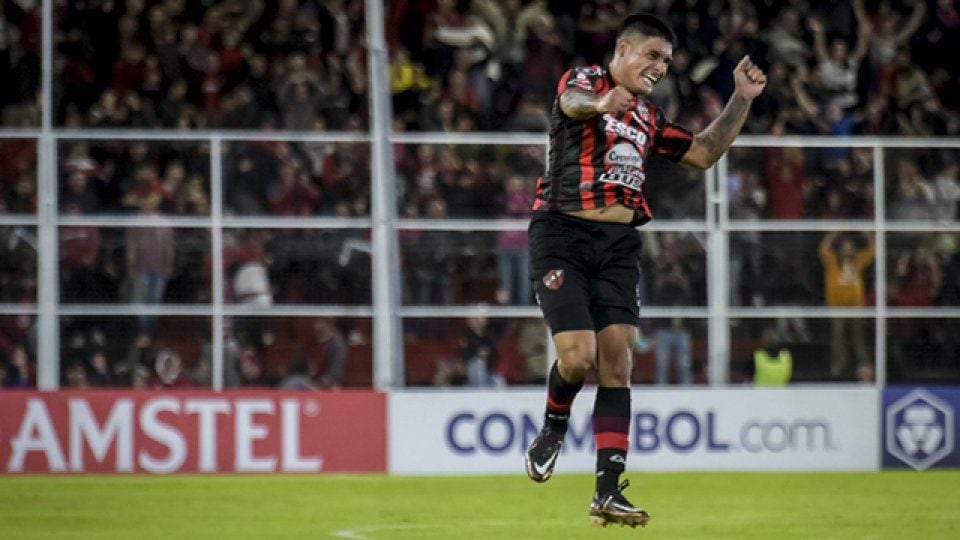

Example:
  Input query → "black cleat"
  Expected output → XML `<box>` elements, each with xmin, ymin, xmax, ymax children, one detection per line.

<box><xmin>589</xmin><ymin>480</ymin><xmax>650</xmax><ymax>528</ymax></box>
<box><xmin>524</xmin><ymin>421</ymin><xmax>565</xmax><ymax>483</ymax></box>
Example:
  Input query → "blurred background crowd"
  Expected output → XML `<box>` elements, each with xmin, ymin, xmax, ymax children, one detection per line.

<box><xmin>0</xmin><ymin>0</ymin><xmax>955</xmax><ymax>134</ymax></box>
<box><xmin>388</xmin><ymin>0</ymin><xmax>959</xmax><ymax>136</ymax></box>
<box><xmin>1</xmin><ymin>0</ymin><xmax>959</xmax><ymax>391</ymax></box>
<box><xmin>54</xmin><ymin>0</ymin><xmax>368</xmax><ymax>130</ymax></box>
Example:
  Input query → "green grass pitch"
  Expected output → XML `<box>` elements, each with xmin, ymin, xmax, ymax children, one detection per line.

<box><xmin>1</xmin><ymin>472</ymin><xmax>958</xmax><ymax>539</ymax></box>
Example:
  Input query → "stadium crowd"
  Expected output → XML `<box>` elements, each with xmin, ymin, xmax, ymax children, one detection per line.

<box><xmin>2</xmin><ymin>0</ymin><xmax>960</xmax><ymax>389</ymax></box>
<box><xmin>389</xmin><ymin>0</ymin><xmax>959</xmax><ymax>137</ymax></box>
<box><xmin>53</xmin><ymin>0</ymin><xmax>368</xmax><ymax>130</ymax></box>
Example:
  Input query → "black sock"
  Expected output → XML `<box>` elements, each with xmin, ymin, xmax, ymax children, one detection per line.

<box><xmin>596</xmin><ymin>449</ymin><xmax>627</xmax><ymax>495</ymax></box>
<box><xmin>593</xmin><ymin>387</ymin><xmax>630</xmax><ymax>495</ymax></box>
<box><xmin>545</xmin><ymin>360</ymin><xmax>583</xmax><ymax>428</ymax></box>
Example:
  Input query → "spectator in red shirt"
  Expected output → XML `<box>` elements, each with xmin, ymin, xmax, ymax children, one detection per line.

<box><xmin>125</xmin><ymin>193</ymin><xmax>175</xmax><ymax>338</ymax></box>
<box><xmin>269</xmin><ymin>163</ymin><xmax>321</xmax><ymax>216</ymax></box>
<box><xmin>765</xmin><ymin>146</ymin><xmax>805</xmax><ymax>219</ymax></box>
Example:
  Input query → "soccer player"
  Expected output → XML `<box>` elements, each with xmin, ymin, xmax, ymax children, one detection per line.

<box><xmin>524</xmin><ymin>12</ymin><xmax>766</xmax><ymax>528</ymax></box>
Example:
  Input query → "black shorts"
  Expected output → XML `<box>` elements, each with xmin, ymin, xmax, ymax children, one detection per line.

<box><xmin>528</xmin><ymin>211</ymin><xmax>642</xmax><ymax>334</ymax></box>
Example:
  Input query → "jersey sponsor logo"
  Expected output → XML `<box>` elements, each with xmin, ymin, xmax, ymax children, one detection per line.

<box><xmin>600</xmin><ymin>143</ymin><xmax>645</xmax><ymax>190</ymax></box>
<box><xmin>602</xmin><ymin>114</ymin><xmax>648</xmax><ymax>148</ymax></box>
<box><xmin>543</xmin><ymin>269</ymin><xmax>564</xmax><ymax>291</ymax></box>
<box><xmin>598</xmin><ymin>170</ymin><xmax>644</xmax><ymax>190</ymax></box>
<box><xmin>605</xmin><ymin>143</ymin><xmax>643</xmax><ymax>168</ymax></box>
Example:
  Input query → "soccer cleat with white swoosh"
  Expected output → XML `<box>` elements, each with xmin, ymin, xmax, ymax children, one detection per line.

<box><xmin>524</xmin><ymin>420</ymin><xmax>565</xmax><ymax>483</ymax></box>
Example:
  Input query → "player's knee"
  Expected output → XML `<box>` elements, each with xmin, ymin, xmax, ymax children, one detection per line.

<box><xmin>557</xmin><ymin>342</ymin><xmax>597</xmax><ymax>378</ymax></box>
<box><xmin>597</xmin><ymin>338</ymin><xmax>634</xmax><ymax>385</ymax></box>
<box><xmin>598</xmin><ymin>354</ymin><xmax>632</xmax><ymax>386</ymax></box>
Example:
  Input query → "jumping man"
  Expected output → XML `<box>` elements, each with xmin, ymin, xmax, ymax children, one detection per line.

<box><xmin>524</xmin><ymin>12</ymin><xmax>767</xmax><ymax>528</ymax></box>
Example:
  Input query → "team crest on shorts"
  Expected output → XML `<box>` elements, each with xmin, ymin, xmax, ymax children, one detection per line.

<box><xmin>543</xmin><ymin>269</ymin><xmax>564</xmax><ymax>290</ymax></box>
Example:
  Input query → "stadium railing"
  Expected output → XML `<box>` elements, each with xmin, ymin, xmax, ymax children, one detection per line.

<box><xmin>6</xmin><ymin>128</ymin><xmax>959</xmax><ymax>389</ymax></box>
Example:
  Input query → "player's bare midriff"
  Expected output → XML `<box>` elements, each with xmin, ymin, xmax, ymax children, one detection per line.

<box><xmin>565</xmin><ymin>203</ymin><xmax>635</xmax><ymax>224</ymax></box>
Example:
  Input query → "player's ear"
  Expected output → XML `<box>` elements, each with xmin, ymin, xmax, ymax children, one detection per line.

<box><xmin>615</xmin><ymin>37</ymin><xmax>630</xmax><ymax>58</ymax></box>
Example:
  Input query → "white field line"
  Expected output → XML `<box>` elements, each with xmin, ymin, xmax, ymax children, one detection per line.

<box><xmin>329</xmin><ymin>520</ymin><xmax>519</xmax><ymax>539</ymax></box>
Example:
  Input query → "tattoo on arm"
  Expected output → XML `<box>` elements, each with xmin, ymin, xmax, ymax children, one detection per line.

<box><xmin>559</xmin><ymin>88</ymin><xmax>601</xmax><ymax>120</ymax></box>
<box><xmin>695</xmin><ymin>95</ymin><xmax>751</xmax><ymax>165</ymax></box>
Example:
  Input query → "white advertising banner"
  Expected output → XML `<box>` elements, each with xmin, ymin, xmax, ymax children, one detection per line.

<box><xmin>389</xmin><ymin>387</ymin><xmax>880</xmax><ymax>474</ymax></box>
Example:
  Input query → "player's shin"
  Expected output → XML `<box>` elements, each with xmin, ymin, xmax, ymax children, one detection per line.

<box><xmin>546</xmin><ymin>359</ymin><xmax>583</xmax><ymax>427</ymax></box>
<box><xmin>593</xmin><ymin>387</ymin><xmax>631</xmax><ymax>495</ymax></box>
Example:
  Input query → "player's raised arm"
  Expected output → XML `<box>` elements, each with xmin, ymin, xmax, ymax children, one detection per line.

<box><xmin>680</xmin><ymin>55</ymin><xmax>767</xmax><ymax>170</ymax></box>
<box><xmin>560</xmin><ymin>85</ymin><xmax>634</xmax><ymax>120</ymax></box>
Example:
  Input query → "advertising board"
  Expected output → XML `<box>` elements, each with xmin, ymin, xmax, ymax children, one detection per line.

<box><xmin>883</xmin><ymin>386</ymin><xmax>959</xmax><ymax>470</ymax></box>
<box><xmin>0</xmin><ymin>391</ymin><xmax>386</xmax><ymax>474</ymax></box>
<box><xmin>389</xmin><ymin>387</ymin><xmax>880</xmax><ymax>474</ymax></box>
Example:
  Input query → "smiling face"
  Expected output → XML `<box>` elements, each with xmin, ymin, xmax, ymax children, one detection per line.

<box><xmin>610</xmin><ymin>33</ymin><xmax>673</xmax><ymax>96</ymax></box>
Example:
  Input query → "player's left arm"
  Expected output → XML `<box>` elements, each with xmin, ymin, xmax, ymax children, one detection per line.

<box><xmin>680</xmin><ymin>56</ymin><xmax>767</xmax><ymax>170</ymax></box>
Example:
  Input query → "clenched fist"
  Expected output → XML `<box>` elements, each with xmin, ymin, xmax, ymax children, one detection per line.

<box><xmin>595</xmin><ymin>85</ymin><xmax>635</xmax><ymax>115</ymax></box>
<box><xmin>732</xmin><ymin>55</ymin><xmax>767</xmax><ymax>100</ymax></box>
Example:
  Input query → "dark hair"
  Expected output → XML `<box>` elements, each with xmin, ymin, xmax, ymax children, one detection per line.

<box><xmin>618</xmin><ymin>12</ymin><xmax>676</xmax><ymax>47</ymax></box>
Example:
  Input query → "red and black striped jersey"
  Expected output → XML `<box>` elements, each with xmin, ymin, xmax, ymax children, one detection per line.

<box><xmin>532</xmin><ymin>65</ymin><xmax>694</xmax><ymax>226</ymax></box>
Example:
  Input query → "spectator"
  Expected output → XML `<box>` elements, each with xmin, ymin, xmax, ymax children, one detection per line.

<box><xmin>892</xmin><ymin>244</ymin><xmax>942</xmax><ymax>309</ymax></box>
<box><xmin>651</xmin><ymin>232</ymin><xmax>695</xmax><ymax>385</ymax></box>
<box><xmin>751</xmin><ymin>326</ymin><xmax>792</xmax><ymax>387</ymax></box>
<box><xmin>237</xmin><ymin>347</ymin><xmax>274</xmax><ymax>387</ymax></box>
<box><xmin>151</xmin><ymin>349</ymin><xmax>191</xmax><ymax>388</ymax></box>
<box><xmin>0</xmin><ymin>346</ymin><xmax>30</xmax><ymax>388</ymax></box>
<box><xmin>1</xmin><ymin>226</ymin><xmax>37</xmax><ymax>304</ymax></box>
<box><xmin>64</xmin><ymin>361</ymin><xmax>89</xmax><ymax>389</ymax></box>
<box><xmin>728</xmin><ymin>163</ymin><xmax>764</xmax><ymax>306</ymax></box>
<box><xmin>765</xmin><ymin>146</ymin><xmax>806</xmax><ymax>219</ymax></box>
<box><xmin>807</xmin><ymin>2</ymin><xmax>871</xmax><ymax>111</ymax></box>
<box><xmin>304</xmin><ymin>319</ymin><xmax>347</xmax><ymax>388</ymax></box>
<box><xmin>518</xmin><ymin>319</ymin><xmax>548</xmax><ymax>385</ymax></box>
<box><xmin>59</xmin><ymin>201</ymin><xmax>105</xmax><ymax>303</ymax></box>
<box><xmin>433</xmin><ymin>354</ymin><xmax>467</xmax><ymax>387</ymax></box>
<box><xmin>654</xmin><ymin>317</ymin><xmax>693</xmax><ymax>386</ymax></box>
<box><xmin>496</xmin><ymin>174</ymin><xmax>531</xmax><ymax>305</ymax></box>
<box><xmin>269</xmin><ymin>162</ymin><xmax>321</xmax><ymax>216</ymax></box>
<box><xmin>819</xmin><ymin>231</ymin><xmax>874</xmax><ymax>379</ymax></box>
<box><xmin>390</xmin><ymin>45</ymin><xmax>435</xmax><ymax>127</ymax></box>
<box><xmin>0</xmin><ymin>2</ymin><xmax>41</xmax><ymax>127</ymax></box>
<box><xmin>125</xmin><ymin>193</ymin><xmax>175</xmax><ymax>338</ymax></box>
<box><xmin>932</xmin><ymin>161</ymin><xmax>960</xmax><ymax>221</ymax></box>
<box><xmin>459</xmin><ymin>313</ymin><xmax>503</xmax><ymax>388</ymax></box>
<box><xmin>764</xmin><ymin>7</ymin><xmax>808</xmax><ymax>70</ymax></box>
<box><xmin>867</xmin><ymin>0</ymin><xmax>926</xmax><ymax>95</ymax></box>
<box><xmin>279</xmin><ymin>361</ymin><xmax>319</xmax><ymax>391</ymax></box>
<box><xmin>890</xmin><ymin>239</ymin><xmax>944</xmax><ymax>378</ymax></box>
<box><xmin>0</xmin><ymin>139</ymin><xmax>37</xmax><ymax>212</ymax></box>
<box><xmin>406</xmin><ymin>198</ymin><xmax>456</xmax><ymax>305</ymax></box>
<box><xmin>889</xmin><ymin>158</ymin><xmax>936</xmax><ymax>220</ymax></box>
<box><xmin>86</xmin><ymin>350</ymin><xmax>113</xmax><ymax>386</ymax></box>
